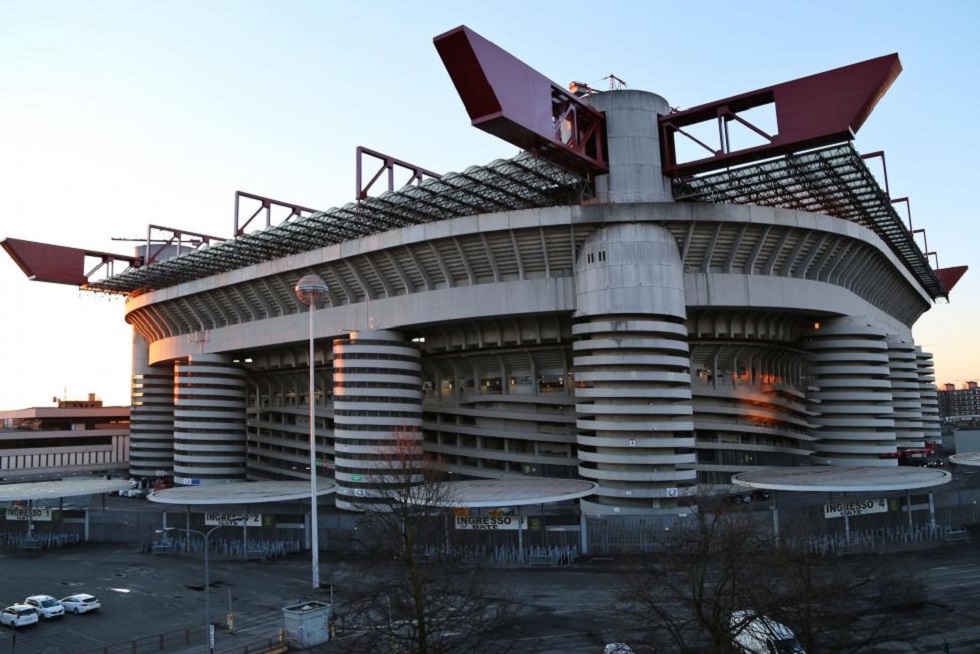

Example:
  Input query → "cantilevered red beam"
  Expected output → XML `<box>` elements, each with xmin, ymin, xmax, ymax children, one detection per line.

<box><xmin>661</xmin><ymin>54</ymin><xmax>902</xmax><ymax>176</ymax></box>
<box><xmin>434</xmin><ymin>25</ymin><xmax>607</xmax><ymax>176</ymax></box>
<box><xmin>936</xmin><ymin>265</ymin><xmax>968</xmax><ymax>294</ymax></box>
<box><xmin>1</xmin><ymin>238</ymin><xmax>141</xmax><ymax>287</ymax></box>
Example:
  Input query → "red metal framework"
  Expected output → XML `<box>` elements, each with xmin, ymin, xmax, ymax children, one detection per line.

<box><xmin>1</xmin><ymin>238</ymin><xmax>141</xmax><ymax>287</ymax></box>
<box><xmin>356</xmin><ymin>147</ymin><xmax>441</xmax><ymax>200</ymax></box>
<box><xmin>234</xmin><ymin>191</ymin><xmax>320</xmax><ymax>237</ymax></box>
<box><xmin>660</xmin><ymin>54</ymin><xmax>902</xmax><ymax>177</ymax></box>
<box><xmin>434</xmin><ymin>25</ymin><xmax>607</xmax><ymax>176</ymax></box>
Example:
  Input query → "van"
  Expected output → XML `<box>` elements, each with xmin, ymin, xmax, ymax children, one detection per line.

<box><xmin>730</xmin><ymin>610</ymin><xmax>806</xmax><ymax>654</ymax></box>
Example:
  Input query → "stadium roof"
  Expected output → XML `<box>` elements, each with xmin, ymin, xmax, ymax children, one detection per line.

<box><xmin>674</xmin><ymin>143</ymin><xmax>946</xmax><ymax>299</ymax></box>
<box><xmin>85</xmin><ymin>143</ymin><xmax>944</xmax><ymax>301</ymax></box>
<box><xmin>85</xmin><ymin>152</ymin><xmax>587</xmax><ymax>296</ymax></box>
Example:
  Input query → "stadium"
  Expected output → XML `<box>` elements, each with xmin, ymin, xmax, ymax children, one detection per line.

<box><xmin>3</xmin><ymin>26</ymin><xmax>967</xmax><ymax>516</ymax></box>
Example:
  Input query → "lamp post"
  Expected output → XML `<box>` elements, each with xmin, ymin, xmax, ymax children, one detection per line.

<box><xmin>295</xmin><ymin>273</ymin><xmax>329</xmax><ymax>590</ymax></box>
<box><xmin>156</xmin><ymin>525</ymin><xmax>226</xmax><ymax>653</ymax></box>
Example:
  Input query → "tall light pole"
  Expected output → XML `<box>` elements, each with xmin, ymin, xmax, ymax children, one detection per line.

<box><xmin>295</xmin><ymin>273</ymin><xmax>329</xmax><ymax>590</ymax></box>
<box><xmin>156</xmin><ymin>524</ymin><xmax>227</xmax><ymax>653</ymax></box>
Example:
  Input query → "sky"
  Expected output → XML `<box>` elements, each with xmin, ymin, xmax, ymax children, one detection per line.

<box><xmin>1</xmin><ymin>0</ymin><xmax>978</xmax><ymax>409</ymax></box>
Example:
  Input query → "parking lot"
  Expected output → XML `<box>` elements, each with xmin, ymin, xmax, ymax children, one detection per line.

<box><xmin>0</xmin><ymin>543</ymin><xmax>321</xmax><ymax>654</ymax></box>
<box><xmin>3</xmin><ymin>536</ymin><xmax>980</xmax><ymax>653</ymax></box>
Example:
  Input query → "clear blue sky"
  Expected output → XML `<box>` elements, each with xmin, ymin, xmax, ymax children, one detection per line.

<box><xmin>1</xmin><ymin>0</ymin><xmax>977</xmax><ymax>408</ymax></box>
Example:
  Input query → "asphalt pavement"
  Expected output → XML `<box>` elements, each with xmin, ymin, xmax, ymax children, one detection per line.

<box><xmin>2</xmin><ymin>530</ymin><xmax>980</xmax><ymax>653</ymax></box>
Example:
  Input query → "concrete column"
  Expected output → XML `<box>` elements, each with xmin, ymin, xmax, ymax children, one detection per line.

<box><xmin>173</xmin><ymin>354</ymin><xmax>246</xmax><ymax>485</ymax></box>
<box><xmin>887</xmin><ymin>336</ymin><xmax>925</xmax><ymax>452</ymax></box>
<box><xmin>573</xmin><ymin>223</ymin><xmax>695</xmax><ymax>515</ymax></box>
<box><xmin>332</xmin><ymin>329</ymin><xmax>422</xmax><ymax>511</ymax></box>
<box><xmin>129</xmin><ymin>330</ymin><xmax>175</xmax><ymax>479</ymax></box>
<box><xmin>915</xmin><ymin>347</ymin><xmax>942</xmax><ymax>446</ymax></box>
<box><xmin>584</xmin><ymin>90</ymin><xmax>673</xmax><ymax>203</ymax></box>
<box><xmin>805</xmin><ymin>318</ymin><xmax>897</xmax><ymax>465</ymax></box>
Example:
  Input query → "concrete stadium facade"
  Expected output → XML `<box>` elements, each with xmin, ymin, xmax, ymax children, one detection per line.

<box><xmin>120</xmin><ymin>89</ymin><xmax>942</xmax><ymax>515</ymax></box>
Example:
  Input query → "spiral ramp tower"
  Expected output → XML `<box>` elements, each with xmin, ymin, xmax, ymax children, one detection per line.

<box><xmin>332</xmin><ymin>330</ymin><xmax>423</xmax><ymax>511</ymax></box>
<box><xmin>173</xmin><ymin>354</ymin><xmax>247</xmax><ymax>485</ymax></box>
<box><xmin>805</xmin><ymin>318</ymin><xmax>898</xmax><ymax>465</ymax></box>
<box><xmin>129</xmin><ymin>333</ymin><xmax>175</xmax><ymax>479</ymax></box>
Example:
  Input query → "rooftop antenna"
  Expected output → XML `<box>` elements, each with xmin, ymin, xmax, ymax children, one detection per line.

<box><xmin>603</xmin><ymin>74</ymin><xmax>627</xmax><ymax>91</ymax></box>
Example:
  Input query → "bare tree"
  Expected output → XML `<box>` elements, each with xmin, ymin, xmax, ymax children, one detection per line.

<box><xmin>613</xmin><ymin>507</ymin><xmax>771</xmax><ymax>653</ymax></box>
<box><xmin>613</xmin><ymin>503</ymin><xmax>926</xmax><ymax>654</ymax></box>
<box><xmin>772</xmin><ymin>518</ymin><xmax>926</xmax><ymax>653</ymax></box>
<box><xmin>332</xmin><ymin>432</ymin><xmax>526</xmax><ymax>654</ymax></box>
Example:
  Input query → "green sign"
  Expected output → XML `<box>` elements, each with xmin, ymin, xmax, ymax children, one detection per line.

<box><xmin>351</xmin><ymin>474</ymin><xmax>362</xmax><ymax>482</ymax></box>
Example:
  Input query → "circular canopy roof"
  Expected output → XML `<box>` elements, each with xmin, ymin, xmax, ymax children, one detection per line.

<box><xmin>949</xmin><ymin>452</ymin><xmax>980</xmax><ymax>467</ymax></box>
<box><xmin>732</xmin><ymin>466</ymin><xmax>951</xmax><ymax>493</ymax></box>
<box><xmin>0</xmin><ymin>479</ymin><xmax>132</xmax><ymax>502</ymax></box>
<box><xmin>150</xmin><ymin>481</ymin><xmax>338</xmax><ymax>505</ymax></box>
<box><xmin>410</xmin><ymin>479</ymin><xmax>598</xmax><ymax>508</ymax></box>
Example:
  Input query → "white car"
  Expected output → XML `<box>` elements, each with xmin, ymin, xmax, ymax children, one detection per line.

<box><xmin>25</xmin><ymin>594</ymin><xmax>65</xmax><ymax>619</ymax></box>
<box><xmin>60</xmin><ymin>593</ymin><xmax>101</xmax><ymax>614</ymax></box>
<box><xmin>1</xmin><ymin>604</ymin><xmax>39</xmax><ymax>628</ymax></box>
<box><xmin>731</xmin><ymin>610</ymin><xmax>806</xmax><ymax>654</ymax></box>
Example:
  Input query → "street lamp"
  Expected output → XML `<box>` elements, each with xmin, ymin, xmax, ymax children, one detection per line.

<box><xmin>156</xmin><ymin>525</ymin><xmax>226</xmax><ymax>653</ymax></box>
<box><xmin>294</xmin><ymin>273</ymin><xmax>329</xmax><ymax>590</ymax></box>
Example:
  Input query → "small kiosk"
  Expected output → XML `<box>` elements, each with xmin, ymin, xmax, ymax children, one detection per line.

<box><xmin>282</xmin><ymin>600</ymin><xmax>332</xmax><ymax>649</ymax></box>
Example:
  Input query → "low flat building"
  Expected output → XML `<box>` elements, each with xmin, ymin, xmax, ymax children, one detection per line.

<box><xmin>0</xmin><ymin>394</ymin><xmax>129</xmax><ymax>482</ymax></box>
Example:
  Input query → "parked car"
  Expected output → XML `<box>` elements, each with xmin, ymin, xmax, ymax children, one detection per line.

<box><xmin>24</xmin><ymin>594</ymin><xmax>64</xmax><ymax>619</ymax></box>
<box><xmin>731</xmin><ymin>610</ymin><xmax>805</xmax><ymax>654</ymax></box>
<box><xmin>732</xmin><ymin>493</ymin><xmax>753</xmax><ymax>505</ymax></box>
<box><xmin>1</xmin><ymin>604</ymin><xmax>39</xmax><ymax>628</ymax></box>
<box><xmin>60</xmin><ymin>594</ymin><xmax>101</xmax><ymax>614</ymax></box>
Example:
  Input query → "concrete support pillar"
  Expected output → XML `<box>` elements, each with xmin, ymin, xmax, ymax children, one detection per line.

<box><xmin>584</xmin><ymin>90</ymin><xmax>673</xmax><ymax>203</ymax></box>
<box><xmin>332</xmin><ymin>329</ymin><xmax>422</xmax><ymax>511</ymax></box>
<box><xmin>915</xmin><ymin>347</ymin><xmax>942</xmax><ymax>446</ymax></box>
<box><xmin>173</xmin><ymin>354</ymin><xmax>246</xmax><ymax>485</ymax></box>
<box><xmin>887</xmin><ymin>336</ymin><xmax>925</xmax><ymax>452</ymax></box>
<box><xmin>805</xmin><ymin>317</ymin><xmax>897</xmax><ymax>465</ymax></box>
<box><xmin>129</xmin><ymin>330</ymin><xmax>175</xmax><ymax>479</ymax></box>
<box><xmin>573</xmin><ymin>223</ymin><xmax>695</xmax><ymax>515</ymax></box>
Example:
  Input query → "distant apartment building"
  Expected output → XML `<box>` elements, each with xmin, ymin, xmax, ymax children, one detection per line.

<box><xmin>939</xmin><ymin>382</ymin><xmax>980</xmax><ymax>422</ymax></box>
<box><xmin>0</xmin><ymin>394</ymin><xmax>130</xmax><ymax>482</ymax></box>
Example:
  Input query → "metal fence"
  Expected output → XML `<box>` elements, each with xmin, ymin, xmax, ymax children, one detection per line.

<box><xmin>74</xmin><ymin>625</ymin><xmax>202</xmax><ymax>654</ymax></box>
<box><xmin>140</xmin><ymin>536</ymin><xmax>302</xmax><ymax>561</ymax></box>
<box><xmin>3</xmin><ymin>487</ymin><xmax>978</xmax><ymax>561</ymax></box>
<box><xmin>0</xmin><ymin>530</ymin><xmax>80</xmax><ymax>550</ymax></box>
<box><xmin>72</xmin><ymin>627</ymin><xmax>286</xmax><ymax>654</ymax></box>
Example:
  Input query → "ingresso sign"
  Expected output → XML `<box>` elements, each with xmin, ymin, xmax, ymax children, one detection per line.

<box><xmin>823</xmin><ymin>498</ymin><xmax>888</xmax><ymax>519</ymax></box>
<box><xmin>5</xmin><ymin>507</ymin><xmax>53</xmax><ymax>521</ymax></box>
<box><xmin>454</xmin><ymin>515</ymin><xmax>527</xmax><ymax>531</ymax></box>
<box><xmin>204</xmin><ymin>513</ymin><xmax>261</xmax><ymax>527</ymax></box>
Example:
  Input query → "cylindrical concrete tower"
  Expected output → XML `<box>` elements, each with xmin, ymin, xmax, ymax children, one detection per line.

<box><xmin>584</xmin><ymin>90</ymin><xmax>673</xmax><ymax>203</ymax></box>
<box><xmin>916</xmin><ymin>347</ymin><xmax>942</xmax><ymax>446</ymax></box>
<box><xmin>129</xmin><ymin>331</ymin><xmax>175</xmax><ymax>479</ymax></box>
<box><xmin>332</xmin><ymin>330</ymin><xmax>423</xmax><ymax>511</ymax></box>
<box><xmin>886</xmin><ymin>336</ymin><xmax>925</xmax><ymax>451</ymax></box>
<box><xmin>173</xmin><ymin>354</ymin><xmax>246</xmax><ymax>485</ymax></box>
<box><xmin>573</xmin><ymin>222</ymin><xmax>695</xmax><ymax>514</ymax></box>
<box><xmin>806</xmin><ymin>318</ymin><xmax>897</xmax><ymax>465</ymax></box>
